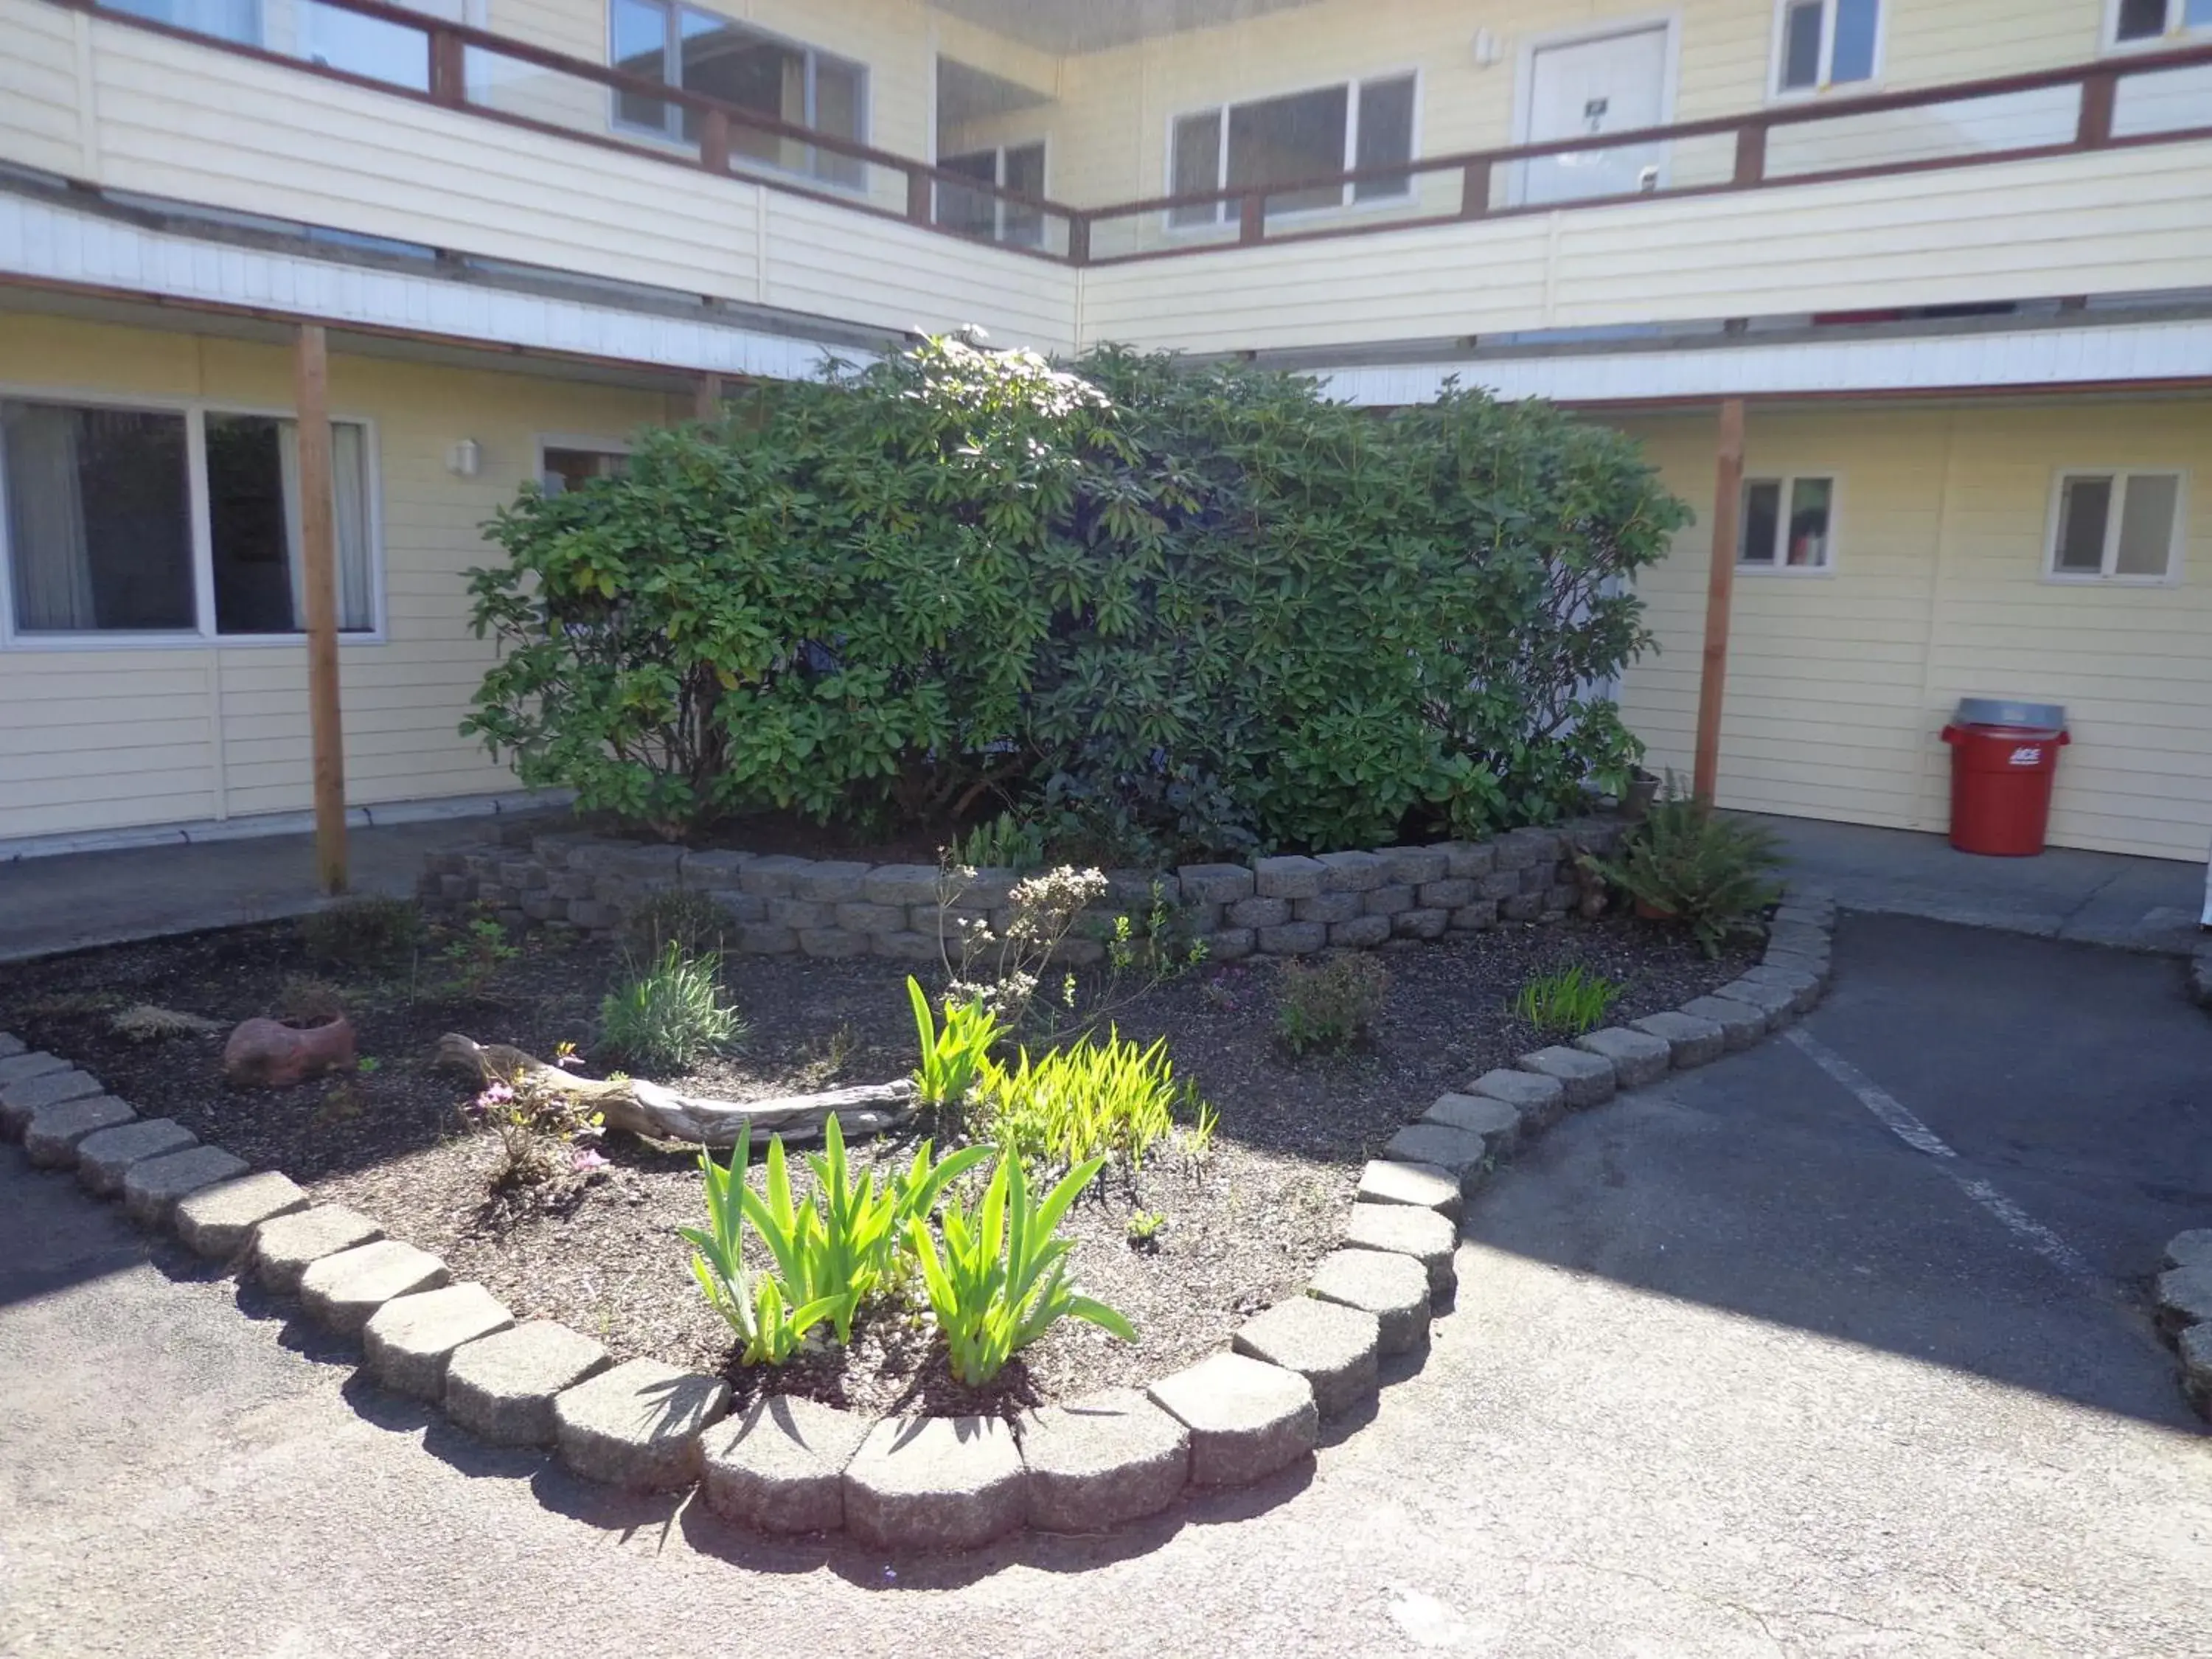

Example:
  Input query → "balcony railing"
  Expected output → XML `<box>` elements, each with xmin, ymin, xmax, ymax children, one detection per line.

<box><xmin>39</xmin><ymin>0</ymin><xmax>2212</xmax><ymax>271</ymax></box>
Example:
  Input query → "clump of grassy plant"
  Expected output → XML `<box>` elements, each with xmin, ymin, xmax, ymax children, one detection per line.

<box><xmin>1514</xmin><ymin>964</ymin><xmax>1623</xmax><ymax>1037</ymax></box>
<box><xmin>440</xmin><ymin>916</ymin><xmax>519</xmax><ymax>997</ymax></box>
<box><xmin>908</xmin><ymin>976</ymin><xmax>1001</xmax><ymax>1113</ymax></box>
<box><xmin>977</xmin><ymin>1029</ymin><xmax>1208</xmax><ymax>1173</ymax></box>
<box><xmin>301</xmin><ymin>895</ymin><xmax>422</xmax><ymax>968</ymax></box>
<box><xmin>1125</xmin><ymin>1209</ymin><xmax>1166</xmax><ymax>1251</ymax></box>
<box><xmin>599</xmin><ymin>942</ymin><xmax>744</xmax><ymax>1071</ymax></box>
<box><xmin>275</xmin><ymin>975</ymin><xmax>347</xmax><ymax>1026</ymax></box>
<box><xmin>1275</xmin><ymin>953</ymin><xmax>1390</xmax><ymax>1055</ymax></box>
<box><xmin>950</xmin><ymin>811</ymin><xmax>1048</xmax><ymax>872</ymax></box>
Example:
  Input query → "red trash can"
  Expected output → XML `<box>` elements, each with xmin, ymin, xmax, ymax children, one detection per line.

<box><xmin>1939</xmin><ymin>698</ymin><xmax>2068</xmax><ymax>857</ymax></box>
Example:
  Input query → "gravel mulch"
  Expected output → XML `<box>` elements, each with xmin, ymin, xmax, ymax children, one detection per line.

<box><xmin>0</xmin><ymin>912</ymin><xmax>1753</xmax><ymax>1414</ymax></box>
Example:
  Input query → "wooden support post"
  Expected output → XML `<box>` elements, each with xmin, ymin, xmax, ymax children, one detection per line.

<box><xmin>1458</xmin><ymin>158</ymin><xmax>1492</xmax><ymax>218</ymax></box>
<box><xmin>427</xmin><ymin>27</ymin><xmax>466</xmax><ymax>107</ymax></box>
<box><xmin>1066</xmin><ymin>212</ymin><xmax>1090</xmax><ymax>265</ymax></box>
<box><xmin>1732</xmin><ymin>120</ymin><xmax>1768</xmax><ymax>186</ymax></box>
<box><xmin>2075</xmin><ymin>69</ymin><xmax>2117</xmax><ymax>147</ymax></box>
<box><xmin>906</xmin><ymin>167</ymin><xmax>932</xmax><ymax>224</ymax></box>
<box><xmin>1691</xmin><ymin>397</ymin><xmax>1746</xmax><ymax>809</ymax></box>
<box><xmin>293</xmin><ymin>324</ymin><xmax>348</xmax><ymax>894</ymax></box>
<box><xmin>1237</xmin><ymin>191</ymin><xmax>1265</xmax><ymax>245</ymax></box>
<box><xmin>698</xmin><ymin>108</ymin><xmax>731</xmax><ymax>174</ymax></box>
<box><xmin>693</xmin><ymin>372</ymin><xmax>722</xmax><ymax>420</ymax></box>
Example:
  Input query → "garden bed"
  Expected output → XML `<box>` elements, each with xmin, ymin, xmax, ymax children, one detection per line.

<box><xmin>0</xmin><ymin>912</ymin><xmax>1751</xmax><ymax>1415</ymax></box>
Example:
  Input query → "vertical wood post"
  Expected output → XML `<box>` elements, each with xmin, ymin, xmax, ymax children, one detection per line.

<box><xmin>427</xmin><ymin>27</ymin><xmax>466</xmax><ymax>107</ymax></box>
<box><xmin>294</xmin><ymin>324</ymin><xmax>348</xmax><ymax>894</ymax></box>
<box><xmin>1458</xmin><ymin>158</ymin><xmax>1492</xmax><ymax>218</ymax></box>
<box><xmin>693</xmin><ymin>372</ymin><xmax>722</xmax><ymax>420</ymax></box>
<box><xmin>1691</xmin><ymin>398</ymin><xmax>1746</xmax><ymax>807</ymax></box>
<box><xmin>1066</xmin><ymin>212</ymin><xmax>1090</xmax><ymax>265</ymax></box>
<box><xmin>906</xmin><ymin>167</ymin><xmax>932</xmax><ymax>224</ymax></box>
<box><xmin>1237</xmin><ymin>191</ymin><xmax>1265</xmax><ymax>244</ymax></box>
<box><xmin>2075</xmin><ymin>69</ymin><xmax>2117</xmax><ymax>147</ymax></box>
<box><xmin>698</xmin><ymin>108</ymin><xmax>731</xmax><ymax>174</ymax></box>
<box><xmin>1732</xmin><ymin>119</ymin><xmax>1768</xmax><ymax>186</ymax></box>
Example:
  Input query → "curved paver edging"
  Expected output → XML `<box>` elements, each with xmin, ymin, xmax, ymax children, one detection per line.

<box><xmin>0</xmin><ymin>886</ymin><xmax>1840</xmax><ymax>1551</ymax></box>
<box><xmin>2157</xmin><ymin>1230</ymin><xmax>2212</xmax><ymax>1419</ymax></box>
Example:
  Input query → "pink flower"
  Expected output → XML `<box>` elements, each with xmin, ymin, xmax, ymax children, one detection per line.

<box><xmin>571</xmin><ymin>1147</ymin><xmax>611</xmax><ymax>1173</ymax></box>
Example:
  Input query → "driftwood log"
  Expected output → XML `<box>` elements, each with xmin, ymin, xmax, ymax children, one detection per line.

<box><xmin>432</xmin><ymin>1033</ymin><xmax>917</xmax><ymax>1149</ymax></box>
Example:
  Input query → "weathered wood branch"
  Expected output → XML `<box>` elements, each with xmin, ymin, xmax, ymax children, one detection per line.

<box><xmin>433</xmin><ymin>1034</ymin><xmax>917</xmax><ymax>1148</ymax></box>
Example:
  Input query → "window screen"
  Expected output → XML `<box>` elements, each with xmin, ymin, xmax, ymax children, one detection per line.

<box><xmin>1170</xmin><ymin>110</ymin><xmax>1224</xmax><ymax>226</ymax></box>
<box><xmin>1354</xmin><ymin>75</ymin><xmax>1416</xmax><ymax>200</ymax></box>
<box><xmin>1227</xmin><ymin>84</ymin><xmax>1349</xmax><ymax>215</ymax></box>
<box><xmin>3</xmin><ymin>401</ymin><xmax>195</xmax><ymax>633</ymax></box>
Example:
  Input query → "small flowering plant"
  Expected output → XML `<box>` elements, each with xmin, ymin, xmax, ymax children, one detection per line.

<box><xmin>461</xmin><ymin>1066</ymin><xmax>607</xmax><ymax>1190</ymax></box>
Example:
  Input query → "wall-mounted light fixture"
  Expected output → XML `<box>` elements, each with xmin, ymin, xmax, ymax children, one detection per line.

<box><xmin>1472</xmin><ymin>28</ymin><xmax>1503</xmax><ymax>66</ymax></box>
<box><xmin>446</xmin><ymin>438</ymin><xmax>482</xmax><ymax>478</ymax></box>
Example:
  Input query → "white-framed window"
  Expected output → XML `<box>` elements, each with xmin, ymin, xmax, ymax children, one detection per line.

<box><xmin>1772</xmin><ymin>0</ymin><xmax>1882</xmax><ymax>95</ymax></box>
<box><xmin>0</xmin><ymin>393</ymin><xmax>379</xmax><ymax>645</ymax></box>
<box><xmin>538</xmin><ymin>440</ymin><xmax>631</xmax><ymax>495</ymax></box>
<box><xmin>611</xmin><ymin>0</ymin><xmax>866</xmax><ymax>187</ymax></box>
<box><xmin>2112</xmin><ymin>0</ymin><xmax>2212</xmax><ymax>44</ymax></box>
<box><xmin>1168</xmin><ymin>73</ymin><xmax>1417</xmax><ymax>229</ymax></box>
<box><xmin>936</xmin><ymin>141</ymin><xmax>1047</xmax><ymax>247</ymax></box>
<box><xmin>2046</xmin><ymin>470</ymin><xmax>2185</xmax><ymax>582</ymax></box>
<box><xmin>1739</xmin><ymin>473</ymin><xmax>1837</xmax><ymax>571</ymax></box>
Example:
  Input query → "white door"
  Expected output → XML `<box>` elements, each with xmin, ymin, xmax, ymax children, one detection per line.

<box><xmin>1522</xmin><ymin>27</ymin><xmax>1671</xmax><ymax>206</ymax></box>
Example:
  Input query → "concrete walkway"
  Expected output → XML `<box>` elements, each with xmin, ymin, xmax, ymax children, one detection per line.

<box><xmin>1756</xmin><ymin>814</ymin><xmax>2206</xmax><ymax>956</ymax></box>
<box><xmin>3</xmin><ymin>914</ymin><xmax>2207</xmax><ymax>1657</ymax></box>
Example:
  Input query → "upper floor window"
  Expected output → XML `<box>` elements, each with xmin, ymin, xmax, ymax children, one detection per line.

<box><xmin>1774</xmin><ymin>0</ymin><xmax>1880</xmax><ymax>94</ymax></box>
<box><xmin>1</xmin><ymin>397</ymin><xmax>377</xmax><ymax>641</ymax></box>
<box><xmin>2048</xmin><ymin>470</ymin><xmax>2183</xmax><ymax>581</ymax></box>
<box><xmin>2114</xmin><ymin>0</ymin><xmax>2212</xmax><ymax>42</ymax></box>
<box><xmin>1169</xmin><ymin>74</ymin><xmax>1416</xmax><ymax>229</ymax></box>
<box><xmin>611</xmin><ymin>0</ymin><xmax>866</xmax><ymax>187</ymax></box>
<box><xmin>1739</xmin><ymin>474</ymin><xmax>1836</xmax><ymax>571</ymax></box>
<box><xmin>938</xmin><ymin>142</ymin><xmax>1047</xmax><ymax>247</ymax></box>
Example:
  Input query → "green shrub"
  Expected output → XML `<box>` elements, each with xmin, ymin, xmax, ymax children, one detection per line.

<box><xmin>1592</xmin><ymin>782</ymin><xmax>1784</xmax><ymax>957</ymax></box>
<box><xmin>301</xmin><ymin>896</ymin><xmax>421</xmax><ymax>967</ymax></box>
<box><xmin>950</xmin><ymin>811</ymin><xmax>1046</xmax><ymax>872</ymax></box>
<box><xmin>1275</xmin><ymin>953</ymin><xmax>1390</xmax><ymax>1055</ymax></box>
<box><xmin>905</xmin><ymin>1151</ymin><xmax>1135</xmax><ymax>1385</ymax></box>
<box><xmin>908</xmin><ymin>976</ymin><xmax>1001</xmax><ymax>1112</ymax></box>
<box><xmin>623</xmin><ymin>888</ymin><xmax>730</xmax><ymax>959</ymax></box>
<box><xmin>977</xmin><ymin>1030</ymin><xmax>1204</xmax><ymax>1172</ymax></box>
<box><xmin>599</xmin><ymin>942</ymin><xmax>745</xmax><ymax>1070</ymax></box>
<box><xmin>1514</xmin><ymin>964</ymin><xmax>1622</xmax><ymax>1036</ymax></box>
<box><xmin>464</xmin><ymin>338</ymin><xmax>1687</xmax><ymax>850</ymax></box>
<box><xmin>440</xmin><ymin>917</ymin><xmax>518</xmax><ymax>998</ymax></box>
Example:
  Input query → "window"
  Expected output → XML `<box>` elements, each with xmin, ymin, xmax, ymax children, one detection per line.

<box><xmin>612</xmin><ymin>0</ymin><xmax>866</xmax><ymax>187</ymax></box>
<box><xmin>1774</xmin><ymin>0</ymin><xmax>1880</xmax><ymax>94</ymax></box>
<box><xmin>936</xmin><ymin>142</ymin><xmax>1046</xmax><ymax>246</ymax></box>
<box><xmin>1</xmin><ymin>397</ymin><xmax>377</xmax><ymax>641</ymax></box>
<box><xmin>2048</xmin><ymin>471</ymin><xmax>2183</xmax><ymax>580</ymax></box>
<box><xmin>105</xmin><ymin>0</ymin><xmax>262</xmax><ymax>48</ymax></box>
<box><xmin>1739</xmin><ymin>475</ymin><xmax>1835</xmax><ymax>570</ymax></box>
<box><xmin>2115</xmin><ymin>0</ymin><xmax>2212</xmax><ymax>41</ymax></box>
<box><xmin>539</xmin><ymin>445</ymin><xmax>630</xmax><ymax>495</ymax></box>
<box><xmin>1169</xmin><ymin>74</ymin><xmax>1416</xmax><ymax>228</ymax></box>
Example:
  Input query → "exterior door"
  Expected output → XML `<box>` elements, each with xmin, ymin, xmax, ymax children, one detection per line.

<box><xmin>1522</xmin><ymin>27</ymin><xmax>1671</xmax><ymax>205</ymax></box>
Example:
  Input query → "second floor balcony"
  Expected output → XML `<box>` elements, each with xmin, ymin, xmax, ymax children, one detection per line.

<box><xmin>7</xmin><ymin>0</ymin><xmax>2212</xmax><ymax>362</ymax></box>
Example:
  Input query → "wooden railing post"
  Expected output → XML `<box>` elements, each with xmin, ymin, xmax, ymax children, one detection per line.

<box><xmin>906</xmin><ymin>167</ymin><xmax>932</xmax><ymax>225</ymax></box>
<box><xmin>1692</xmin><ymin>397</ymin><xmax>1747</xmax><ymax>810</ymax></box>
<box><xmin>1458</xmin><ymin>158</ymin><xmax>1492</xmax><ymax>218</ymax></box>
<box><xmin>2076</xmin><ymin>69</ymin><xmax>2118</xmax><ymax>147</ymax></box>
<box><xmin>427</xmin><ymin>26</ymin><xmax>466</xmax><ymax>107</ymax></box>
<box><xmin>1733</xmin><ymin>119</ymin><xmax>1768</xmax><ymax>185</ymax></box>
<box><xmin>698</xmin><ymin>108</ymin><xmax>730</xmax><ymax>174</ymax></box>
<box><xmin>293</xmin><ymin>324</ymin><xmax>349</xmax><ymax>896</ymax></box>
<box><xmin>1066</xmin><ymin>213</ymin><xmax>1090</xmax><ymax>265</ymax></box>
<box><xmin>1237</xmin><ymin>191</ymin><xmax>1265</xmax><ymax>245</ymax></box>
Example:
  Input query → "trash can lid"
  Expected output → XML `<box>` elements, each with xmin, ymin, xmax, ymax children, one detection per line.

<box><xmin>1955</xmin><ymin>695</ymin><xmax>2065</xmax><ymax>730</ymax></box>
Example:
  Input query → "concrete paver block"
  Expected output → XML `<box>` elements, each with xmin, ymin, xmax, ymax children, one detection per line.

<box><xmin>75</xmin><ymin>1118</ymin><xmax>197</xmax><ymax>1196</ymax></box>
<box><xmin>1717</xmin><ymin>977</ymin><xmax>1796</xmax><ymax>1028</ymax></box>
<box><xmin>444</xmin><ymin>1321</ymin><xmax>610</xmax><ymax>1448</ymax></box>
<box><xmin>299</xmin><ymin>1239</ymin><xmax>451</xmax><ymax>1336</ymax></box>
<box><xmin>1574</xmin><ymin>1026</ymin><xmax>1672</xmax><ymax>1088</ymax></box>
<box><xmin>1422</xmin><ymin>1091</ymin><xmax>1522</xmax><ymax>1153</ymax></box>
<box><xmin>841</xmin><ymin>1414</ymin><xmax>1026</xmax><ymax>1551</ymax></box>
<box><xmin>1344</xmin><ymin>1200</ymin><xmax>1458</xmax><ymax>1298</ymax></box>
<box><xmin>1467</xmin><ymin>1066</ymin><xmax>1567</xmax><ymax>1131</ymax></box>
<box><xmin>1381</xmin><ymin>1121</ymin><xmax>1489</xmax><ymax>1183</ymax></box>
<box><xmin>364</xmin><ymin>1283</ymin><xmax>515</xmax><ymax>1400</ymax></box>
<box><xmin>24</xmin><ymin>1095</ymin><xmax>137</xmax><ymax>1168</ymax></box>
<box><xmin>1355</xmin><ymin>1158</ymin><xmax>1462</xmax><ymax>1222</ymax></box>
<box><xmin>2180</xmin><ymin>1324</ymin><xmax>2212</xmax><ymax>1415</ymax></box>
<box><xmin>1677</xmin><ymin>995</ymin><xmax>1768</xmax><ymax>1052</ymax></box>
<box><xmin>1232</xmin><ymin>1296</ymin><xmax>1380</xmax><ymax>1417</ymax></box>
<box><xmin>1</xmin><ymin>1068</ymin><xmax>106</xmax><ymax>1138</ymax></box>
<box><xmin>701</xmin><ymin>1395</ymin><xmax>872</xmax><ymax>1534</ymax></box>
<box><xmin>0</xmin><ymin>1049</ymin><xmax>70</xmax><ymax>1095</ymax></box>
<box><xmin>2155</xmin><ymin>1265</ymin><xmax>2212</xmax><ymax>1328</ymax></box>
<box><xmin>174</xmin><ymin>1171</ymin><xmax>310</xmax><ymax>1259</ymax></box>
<box><xmin>554</xmin><ymin>1357</ymin><xmax>728</xmax><ymax>1491</ymax></box>
<box><xmin>1020</xmin><ymin>1388</ymin><xmax>1190</xmax><ymax>1534</ymax></box>
<box><xmin>1517</xmin><ymin>1045</ymin><xmax>1617</xmax><ymax>1108</ymax></box>
<box><xmin>1739</xmin><ymin>962</ymin><xmax>1820</xmax><ymax>1014</ymax></box>
<box><xmin>254</xmin><ymin>1204</ymin><xmax>385</xmax><ymax>1294</ymax></box>
<box><xmin>0</xmin><ymin>1032</ymin><xmax>24</xmax><ymax>1060</ymax></box>
<box><xmin>2165</xmin><ymin>1231</ymin><xmax>2212</xmax><ymax>1273</ymax></box>
<box><xmin>123</xmin><ymin>1144</ymin><xmax>250</xmax><ymax>1228</ymax></box>
<box><xmin>1632</xmin><ymin>1009</ymin><xmax>1729</xmax><ymax>1069</ymax></box>
<box><xmin>1147</xmin><ymin>1352</ymin><xmax>1317</xmax><ymax>1489</ymax></box>
<box><xmin>1307</xmin><ymin>1248</ymin><xmax>1430</xmax><ymax>1355</ymax></box>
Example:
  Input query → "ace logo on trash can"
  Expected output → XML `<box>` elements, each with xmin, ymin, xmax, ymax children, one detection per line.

<box><xmin>2008</xmin><ymin>745</ymin><xmax>2045</xmax><ymax>767</ymax></box>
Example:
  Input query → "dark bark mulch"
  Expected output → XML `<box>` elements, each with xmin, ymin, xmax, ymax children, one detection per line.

<box><xmin>0</xmin><ymin>914</ymin><xmax>1753</xmax><ymax>1413</ymax></box>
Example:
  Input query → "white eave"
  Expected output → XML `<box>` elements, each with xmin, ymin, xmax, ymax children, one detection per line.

<box><xmin>0</xmin><ymin>189</ymin><xmax>864</xmax><ymax>381</ymax></box>
<box><xmin>1321</xmin><ymin>318</ymin><xmax>2212</xmax><ymax>407</ymax></box>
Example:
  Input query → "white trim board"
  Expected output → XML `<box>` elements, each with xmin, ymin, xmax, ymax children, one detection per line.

<box><xmin>0</xmin><ymin>193</ymin><xmax>866</xmax><ymax>383</ymax></box>
<box><xmin>1318</xmin><ymin>318</ymin><xmax>2212</xmax><ymax>406</ymax></box>
<box><xmin>0</xmin><ymin>787</ymin><xmax>574</xmax><ymax>863</ymax></box>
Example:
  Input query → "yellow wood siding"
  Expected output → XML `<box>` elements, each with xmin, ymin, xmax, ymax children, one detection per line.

<box><xmin>1618</xmin><ymin>397</ymin><xmax>2212</xmax><ymax>861</ymax></box>
<box><xmin>0</xmin><ymin>315</ymin><xmax>673</xmax><ymax>841</ymax></box>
